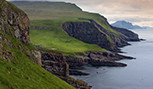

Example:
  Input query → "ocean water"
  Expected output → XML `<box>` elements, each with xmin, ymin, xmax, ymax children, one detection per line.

<box><xmin>72</xmin><ymin>29</ymin><xmax>153</xmax><ymax>89</ymax></box>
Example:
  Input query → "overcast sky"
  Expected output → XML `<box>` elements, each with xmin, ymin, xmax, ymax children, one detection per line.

<box><xmin>8</xmin><ymin>0</ymin><xmax>153</xmax><ymax>27</ymax></box>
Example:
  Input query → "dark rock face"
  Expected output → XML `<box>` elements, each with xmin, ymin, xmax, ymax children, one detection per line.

<box><xmin>62</xmin><ymin>22</ymin><xmax>118</xmax><ymax>51</ymax></box>
<box><xmin>89</xmin><ymin>19</ymin><xmax>129</xmax><ymax>47</ymax></box>
<box><xmin>41</xmin><ymin>51</ymin><xmax>91</xmax><ymax>89</ymax></box>
<box><xmin>66</xmin><ymin>56</ymin><xmax>89</xmax><ymax>69</ymax></box>
<box><xmin>41</xmin><ymin>52</ymin><xmax>69</xmax><ymax>77</ymax></box>
<box><xmin>0</xmin><ymin>1</ymin><xmax>43</xmax><ymax>66</ymax></box>
<box><xmin>62</xmin><ymin>19</ymin><xmax>140</xmax><ymax>50</ymax></box>
<box><xmin>0</xmin><ymin>0</ymin><xmax>30</xmax><ymax>45</ymax></box>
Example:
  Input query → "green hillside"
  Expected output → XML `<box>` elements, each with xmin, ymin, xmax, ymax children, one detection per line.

<box><xmin>0</xmin><ymin>1</ymin><xmax>75</xmax><ymax>89</ymax></box>
<box><xmin>30</xmin><ymin>24</ymin><xmax>107</xmax><ymax>56</ymax></box>
<box><xmin>0</xmin><ymin>30</ymin><xmax>74</xmax><ymax>89</ymax></box>
<box><xmin>16</xmin><ymin>2</ymin><xmax>118</xmax><ymax>34</ymax></box>
<box><xmin>12</xmin><ymin>2</ymin><xmax>121</xmax><ymax>56</ymax></box>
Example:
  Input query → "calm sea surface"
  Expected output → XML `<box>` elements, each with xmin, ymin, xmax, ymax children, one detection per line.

<box><xmin>72</xmin><ymin>29</ymin><xmax>153</xmax><ymax>89</ymax></box>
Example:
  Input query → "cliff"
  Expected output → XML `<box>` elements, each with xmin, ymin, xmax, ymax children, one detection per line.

<box><xmin>11</xmin><ymin>1</ymin><xmax>140</xmax><ymax>54</ymax></box>
<box><xmin>0</xmin><ymin>0</ymin><xmax>41</xmax><ymax>65</ymax></box>
<box><xmin>0</xmin><ymin>0</ymin><xmax>30</xmax><ymax>45</ymax></box>
<box><xmin>7</xmin><ymin>1</ymin><xmax>140</xmax><ymax>88</ymax></box>
<box><xmin>0</xmin><ymin>1</ymin><xmax>75</xmax><ymax>89</ymax></box>
<box><xmin>11</xmin><ymin>1</ymin><xmax>140</xmax><ymax>67</ymax></box>
<box><xmin>62</xmin><ymin>18</ymin><xmax>140</xmax><ymax>50</ymax></box>
<box><xmin>41</xmin><ymin>51</ymin><xmax>90</xmax><ymax>89</ymax></box>
<box><xmin>62</xmin><ymin>21</ymin><xmax>118</xmax><ymax>51</ymax></box>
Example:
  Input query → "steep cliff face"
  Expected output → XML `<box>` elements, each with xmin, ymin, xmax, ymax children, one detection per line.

<box><xmin>62</xmin><ymin>19</ymin><xmax>140</xmax><ymax>51</ymax></box>
<box><xmin>62</xmin><ymin>19</ymin><xmax>139</xmax><ymax>69</ymax></box>
<box><xmin>41</xmin><ymin>52</ymin><xmax>69</xmax><ymax>77</ymax></box>
<box><xmin>41</xmin><ymin>51</ymin><xmax>90</xmax><ymax>89</ymax></box>
<box><xmin>90</xmin><ymin>19</ymin><xmax>130</xmax><ymax>47</ymax></box>
<box><xmin>62</xmin><ymin>22</ymin><xmax>118</xmax><ymax>51</ymax></box>
<box><xmin>0</xmin><ymin>0</ymin><xmax>30</xmax><ymax>45</ymax></box>
<box><xmin>0</xmin><ymin>0</ymin><xmax>42</xmax><ymax>65</ymax></box>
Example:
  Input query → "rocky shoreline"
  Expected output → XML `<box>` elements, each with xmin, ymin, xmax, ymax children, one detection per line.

<box><xmin>38</xmin><ymin>19</ymin><xmax>139</xmax><ymax>88</ymax></box>
<box><xmin>66</xmin><ymin>52</ymin><xmax>134</xmax><ymax>68</ymax></box>
<box><xmin>66</xmin><ymin>51</ymin><xmax>135</xmax><ymax>75</ymax></box>
<box><xmin>41</xmin><ymin>51</ymin><xmax>91</xmax><ymax>89</ymax></box>
<box><xmin>40</xmin><ymin>48</ymin><xmax>137</xmax><ymax>88</ymax></box>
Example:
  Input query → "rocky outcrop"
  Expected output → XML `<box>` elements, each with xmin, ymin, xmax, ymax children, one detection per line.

<box><xmin>88</xmin><ymin>19</ymin><xmax>130</xmax><ymax>47</ymax></box>
<box><xmin>31</xmin><ymin>50</ymin><xmax>42</xmax><ymax>66</ymax></box>
<box><xmin>66</xmin><ymin>52</ymin><xmax>134</xmax><ymax>69</ymax></box>
<box><xmin>41</xmin><ymin>51</ymin><xmax>91</xmax><ymax>89</ymax></box>
<box><xmin>0</xmin><ymin>1</ymin><xmax>44</xmax><ymax>66</ymax></box>
<box><xmin>0</xmin><ymin>0</ymin><xmax>30</xmax><ymax>45</ymax></box>
<box><xmin>41</xmin><ymin>51</ymin><xmax>69</xmax><ymax>77</ymax></box>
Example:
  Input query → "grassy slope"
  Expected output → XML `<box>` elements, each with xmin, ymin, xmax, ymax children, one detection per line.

<box><xmin>17</xmin><ymin>2</ymin><xmax>118</xmax><ymax>34</ymax></box>
<box><xmin>0</xmin><ymin>30</ymin><xmax>75</xmax><ymax>89</ymax></box>
<box><xmin>30</xmin><ymin>29</ymin><xmax>107</xmax><ymax>56</ymax></box>
<box><xmin>12</xmin><ymin>2</ymin><xmax>120</xmax><ymax>56</ymax></box>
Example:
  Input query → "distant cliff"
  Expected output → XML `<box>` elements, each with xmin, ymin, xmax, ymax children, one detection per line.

<box><xmin>111</xmin><ymin>20</ymin><xmax>143</xmax><ymax>29</ymax></box>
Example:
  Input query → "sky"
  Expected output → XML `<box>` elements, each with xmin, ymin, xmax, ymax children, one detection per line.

<box><xmin>8</xmin><ymin>0</ymin><xmax>153</xmax><ymax>27</ymax></box>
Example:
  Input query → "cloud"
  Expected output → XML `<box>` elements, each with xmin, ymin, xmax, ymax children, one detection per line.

<box><xmin>68</xmin><ymin>0</ymin><xmax>153</xmax><ymax>26</ymax></box>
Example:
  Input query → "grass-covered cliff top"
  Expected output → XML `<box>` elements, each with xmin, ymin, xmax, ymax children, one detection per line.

<box><xmin>13</xmin><ymin>1</ymin><xmax>117</xmax><ymax>34</ymax></box>
<box><xmin>12</xmin><ymin>1</ymin><xmax>120</xmax><ymax>56</ymax></box>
